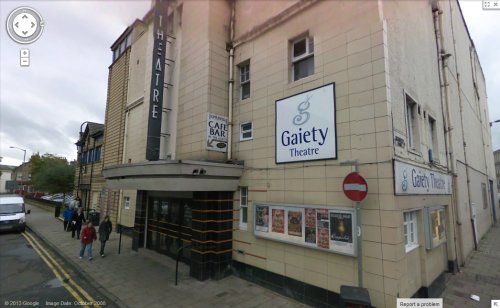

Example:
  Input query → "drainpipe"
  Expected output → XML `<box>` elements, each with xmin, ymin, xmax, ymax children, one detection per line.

<box><xmin>445</xmin><ymin>1</ymin><xmax>476</xmax><ymax>252</ymax></box>
<box><xmin>432</xmin><ymin>2</ymin><xmax>461</xmax><ymax>269</ymax></box>
<box><xmin>227</xmin><ymin>0</ymin><xmax>235</xmax><ymax>161</ymax></box>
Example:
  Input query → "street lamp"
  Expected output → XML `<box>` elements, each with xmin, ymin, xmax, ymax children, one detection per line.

<box><xmin>490</xmin><ymin>119</ymin><xmax>500</xmax><ymax>126</ymax></box>
<box><xmin>10</xmin><ymin>146</ymin><xmax>27</xmax><ymax>192</ymax></box>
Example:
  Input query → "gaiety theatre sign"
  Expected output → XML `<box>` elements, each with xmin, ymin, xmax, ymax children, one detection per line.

<box><xmin>146</xmin><ymin>0</ymin><xmax>168</xmax><ymax>161</ymax></box>
<box><xmin>275</xmin><ymin>83</ymin><xmax>337</xmax><ymax>164</ymax></box>
<box><xmin>394</xmin><ymin>160</ymin><xmax>452</xmax><ymax>195</ymax></box>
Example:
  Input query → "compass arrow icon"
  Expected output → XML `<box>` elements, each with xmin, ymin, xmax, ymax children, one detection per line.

<box><xmin>31</xmin><ymin>22</ymin><xmax>35</xmax><ymax>28</ymax></box>
<box><xmin>22</xmin><ymin>14</ymin><xmax>28</xmax><ymax>19</ymax></box>
<box><xmin>15</xmin><ymin>22</ymin><xmax>19</xmax><ymax>28</ymax></box>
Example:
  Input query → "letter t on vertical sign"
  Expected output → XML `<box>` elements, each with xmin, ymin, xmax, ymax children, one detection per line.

<box><xmin>146</xmin><ymin>0</ymin><xmax>168</xmax><ymax>161</ymax></box>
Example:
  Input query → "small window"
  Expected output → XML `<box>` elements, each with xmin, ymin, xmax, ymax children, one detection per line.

<box><xmin>240</xmin><ymin>122</ymin><xmax>253</xmax><ymax>141</ymax></box>
<box><xmin>239</xmin><ymin>187</ymin><xmax>248</xmax><ymax>230</ymax></box>
<box><xmin>405</xmin><ymin>94</ymin><xmax>419</xmax><ymax>150</ymax></box>
<box><xmin>404</xmin><ymin>211</ymin><xmax>419</xmax><ymax>252</ymax></box>
<box><xmin>94</xmin><ymin>146</ymin><xmax>102</xmax><ymax>162</ymax></box>
<box><xmin>428</xmin><ymin>116</ymin><xmax>437</xmax><ymax>161</ymax></box>
<box><xmin>88</xmin><ymin>149</ymin><xmax>94</xmax><ymax>163</ymax></box>
<box><xmin>239</xmin><ymin>62</ymin><xmax>250</xmax><ymax>100</ymax></box>
<box><xmin>291</xmin><ymin>35</ymin><xmax>314</xmax><ymax>81</ymax></box>
<box><xmin>482</xmin><ymin>183</ymin><xmax>488</xmax><ymax>209</ymax></box>
<box><xmin>113</xmin><ymin>48</ymin><xmax>119</xmax><ymax>61</ymax></box>
<box><xmin>124</xmin><ymin>196</ymin><xmax>130</xmax><ymax>210</ymax></box>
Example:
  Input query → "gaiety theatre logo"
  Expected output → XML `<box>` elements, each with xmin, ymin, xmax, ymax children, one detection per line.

<box><xmin>280</xmin><ymin>94</ymin><xmax>329</xmax><ymax>158</ymax></box>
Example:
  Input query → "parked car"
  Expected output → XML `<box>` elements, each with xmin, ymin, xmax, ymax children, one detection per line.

<box><xmin>0</xmin><ymin>195</ymin><xmax>30</xmax><ymax>232</ymax></box>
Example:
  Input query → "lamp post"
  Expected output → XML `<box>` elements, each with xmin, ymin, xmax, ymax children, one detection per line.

<box><xmin>490</xmin><ymin>119</ymin><xmax>500</xmax><ymax>127</ymax></box>
<box><xmin>10</xmin><ymin>146</ymin><xmax>27</xmax><ymax>192</ymax></box>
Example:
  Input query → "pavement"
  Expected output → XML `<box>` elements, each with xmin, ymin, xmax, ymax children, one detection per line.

<box><xmin>440</xmin><ymin>224</ymin><xmax>500</xmax><ymax>308</ymax></box>
<box><xmin>25</xmin><ymin>201</ymin><xmax>500</xmax><ymax>308</ymax></box>
<box><xmin>24</xmin><ymin>201</ymin><xmax>308</xmax><ymax>308</ymax></box>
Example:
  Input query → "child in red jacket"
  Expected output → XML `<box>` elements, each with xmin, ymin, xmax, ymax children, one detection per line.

<box><xmin>79</xmin><ymin>222</ymin><xmax>97</xmax><ymax>261</ymax></box>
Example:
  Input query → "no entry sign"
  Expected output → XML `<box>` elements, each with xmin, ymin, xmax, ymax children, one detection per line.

<box><xmin>343</xmin><ymin>172</ymin><xmax>368</xmax><ymax>202</ymax></box>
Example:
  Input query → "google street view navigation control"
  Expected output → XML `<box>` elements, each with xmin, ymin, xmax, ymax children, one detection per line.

<box><xmin>6</xmin><ymin>6</ymin><xmax>45</xmax><ymax>67</ymax></box>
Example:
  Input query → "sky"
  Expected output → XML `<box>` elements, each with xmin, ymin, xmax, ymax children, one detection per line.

<box><xmin>0</xmin><ymin>0</ymin><xmax>499</xmax><ymax>167</ymax></box>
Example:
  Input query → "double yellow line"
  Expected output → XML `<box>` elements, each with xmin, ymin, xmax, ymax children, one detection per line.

<box><xmin>22</xmin><ymin>230</ymin><xmax>100</xmax><ymax>308</ymax></box>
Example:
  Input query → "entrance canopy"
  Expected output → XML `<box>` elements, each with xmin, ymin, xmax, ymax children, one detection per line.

<box><xmin>102</xmin><ymin>160</ymin><xmax>244</xmax><ymax>191</ymax></box>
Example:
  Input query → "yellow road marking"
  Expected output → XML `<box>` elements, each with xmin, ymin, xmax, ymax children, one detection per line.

<box><xmin>23</xmin><ymin>231</ymin><xmax>100</xmax><ymax>308</ymax></box>
<box><xmin>21</xmin><ymin>232</ymin><xmax>89</xmax><ymax>307</ymax></box>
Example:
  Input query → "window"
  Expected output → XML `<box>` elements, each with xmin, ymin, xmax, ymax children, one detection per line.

<box><xmin>112</xmin><ymin>34</ymin><xmax>131</xmax><ymax>62</ymax></box>
<box><xmin>425</xmin><ymin>207</ymin><xmax>446</xmax><ymax>249</ymax></box>
<box><xmin>404</xmin><ymin>211</ymin><xmax>418</xmax><ymax>252</ymax></box>
<box><xmin>240</xmin><ymin>122</ymin><xmax>253</xmax><ymax>141</ymax></box>
<box><xmin>239</xmin><ymin>62</ymin><xmax>250</xmax><ymax>100</ymax></box>
<box><xmin>88</xmin><ymin>149</ymin><xmax>94</xmax><ymax>163</ymax></box>
<box><xmin>94</xmin><ymin>146</ymin><xmax>102</xmax><ymax>162</ymax></box>
<box><xmin>239</xmin><ymin>187</ymin><xmax>248</xmax><ymax>230</ymax></box>
<box><xmin>405</xmin><ymin>94</ymin><xmax>419</xmax><ymax>150</ymax></box>
<box><xmin>482</xmin><ymin>183</ymin><xmax>488</xmax><ymax>209</ymax></box>
<box><xmin>428</xmin><ymin>116</ymin><xmax>437</xmax><ymax>161</ymax></box>
<box><xmin>292</xmin><ymin>35</ymin><xmax>314</xmax><ymax>81</ymax></box>
<box><xmin>124</xmin><ymin>196</ymin><xmax>130</xmax><ymax>210</ymax></box>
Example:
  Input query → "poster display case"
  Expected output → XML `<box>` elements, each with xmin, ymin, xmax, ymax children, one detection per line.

<box><xmin>254</xmin><ymin>203</ymin><xmax>356</xmax><ymax>256</ymax></box>
<box><xmin>423</xmin><ymin>206</ymin><xmax>447</xmax><ymax>249</ymax></box>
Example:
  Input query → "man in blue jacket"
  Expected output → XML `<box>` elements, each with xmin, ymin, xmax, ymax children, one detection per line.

<box><xmin>63</xmin><ymin>206</ymin><xmax>75</xmax><ymax>231</ymax></box>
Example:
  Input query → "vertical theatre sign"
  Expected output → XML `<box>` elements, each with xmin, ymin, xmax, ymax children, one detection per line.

<box><xmin>276</xmin><ymin>83</ymin><xmax>337</xmax><ymax>163</ymax></box>
<box><xmin>146</xmin><ymin>0</ymin><xmax>168</xmax><ymax>161</ymax></box>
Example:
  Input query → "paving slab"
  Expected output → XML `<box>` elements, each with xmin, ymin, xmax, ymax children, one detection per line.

<box><xmin>25</xmin><ymin>202</ymin><xmax>309</xmax><ymax>308</ymax></box>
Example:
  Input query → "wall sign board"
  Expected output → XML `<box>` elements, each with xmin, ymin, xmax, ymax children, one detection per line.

<box><xmin>254</xmin><ymin>202</ymin><xmax>356</xmax><ymax>256</ymax></box>
<box><xmin>275</xmin><ymin>83</ymin><xmax>337</xmax><ymax>163</ymax></box>
<box><xmin>394</xmin><ymin>160</ymin><xmax>452</xmax><ymax>195</ymax></box>
<box><xmin>206</xmin><ymin>113</ymin><xmax>228</xmax><ymax>152</ymax></box>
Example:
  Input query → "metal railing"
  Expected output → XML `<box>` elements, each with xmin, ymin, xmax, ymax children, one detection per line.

<box><xmin>175</xmin><ymin>243</ymin><xmax>192</xmax><ymax>286</ymax></box>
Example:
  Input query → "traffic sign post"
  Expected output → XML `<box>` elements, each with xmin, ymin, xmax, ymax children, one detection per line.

<box><xmin>343</xmin><ymin>169</ymin><xmax>368</xmax><ymax>288</ymax></box>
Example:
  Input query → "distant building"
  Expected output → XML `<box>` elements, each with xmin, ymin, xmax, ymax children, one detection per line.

<box><xmin>96</xmin><ymin>0</ymin><xmax>498</xmax><ymax>307</ymax></box>
<box><xmin>74</xmin><ymin>122</ymin><xmax>106</xmax><ymax>220</ymax></box>
<box><xmin>0</xmin><ymin>165</ymin><xmax>16</xmax><ymax>193</ymax></box>
<box><xmin>11</xmin><ymin>161</ymin><xmax>32</xmax><ymax>194</ymax></box>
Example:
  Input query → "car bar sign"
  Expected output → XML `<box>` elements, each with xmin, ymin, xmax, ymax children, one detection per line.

<box><xmin>206</xmin><ymin>113</ymin><xmax>228</xmax><ymax>152</ymax></box>
<box><xmin>276</xmin><ymin>83</ymin><xmax>337</xmax><ymax>163</ymax></box>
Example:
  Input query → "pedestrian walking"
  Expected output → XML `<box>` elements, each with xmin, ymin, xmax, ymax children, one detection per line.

<box><xmin>71</xmin><ymin>207</ymin><xmax>86</xmax><ymax>239</ymax></box>
<box><xmin>79</xmin><ymin>222</ymin><xmax>97</xmax><ymax>261</ymax></box>
<box><xmin>62</xmin><ymin>206</ymin><xmax>73</xmax><ymax>231</ymax></box>
<box><xmin>98</xmin><ymin>215</ymin><xmax>113</xmax><ymax>257</ymax></box>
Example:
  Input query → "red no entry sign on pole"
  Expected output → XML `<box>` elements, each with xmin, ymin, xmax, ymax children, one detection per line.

<box><xmin>343</xmin><ymin>172</ymin><xmax>368</xmax><ymax>202</ymax></box>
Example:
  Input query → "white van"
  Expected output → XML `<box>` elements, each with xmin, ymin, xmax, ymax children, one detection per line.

<box><xmin>0</xmin><ymin>195</ymin><xmax>30</xmax><ymax>232</ymax></box>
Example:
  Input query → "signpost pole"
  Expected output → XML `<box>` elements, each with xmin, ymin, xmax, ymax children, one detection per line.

<box><xmin>356</xmin><ymin>200</ymin><xmax>362</xmax><ymax>288</ymax></box>
<box><xmin>340</xmin><ymin>160</ymin><xmax>364</xmax><ymax>288</ymax></box>
<box><xmin>354</xmin><ymin>163</ymin><xmax>363</xmax><ymax>288</ymax></box>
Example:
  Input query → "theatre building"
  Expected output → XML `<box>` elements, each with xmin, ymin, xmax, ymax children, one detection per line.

<box><xmin>100</xmin><ymin>1</ymin><xmax>498</xmax><ymax>307</ymax></box>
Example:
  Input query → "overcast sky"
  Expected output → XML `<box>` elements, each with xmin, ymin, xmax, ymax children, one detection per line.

<box><xmin>0</xmin><ymin>1</ymin><xmax>499</xmax><ymax>167</ymax></box>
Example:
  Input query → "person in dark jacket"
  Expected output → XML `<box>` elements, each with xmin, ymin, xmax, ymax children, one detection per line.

<box><xmin>98</xmin><ymin>215</ymin><xmax>112</xmax><ymax>257</ymax></box>
<box><xmin>63</xmin><ymin>206</ymin><xmax>75</xmax><ymax>231</ymax></box>
<box><xmin>79</xmin><ymin>222</ymin><xmax>97</xmax><ymax>260</ymax></box>
<box><xmin>71</xmin><ymin>207</ymin><xmax>86</xmax><ymax>239</ymax></box>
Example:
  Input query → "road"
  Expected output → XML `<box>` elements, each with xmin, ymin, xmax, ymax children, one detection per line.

<box><xmin>0</xmin><ymin>230</ymin><xmax>115</xmax><ymax>307</ymax></box>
